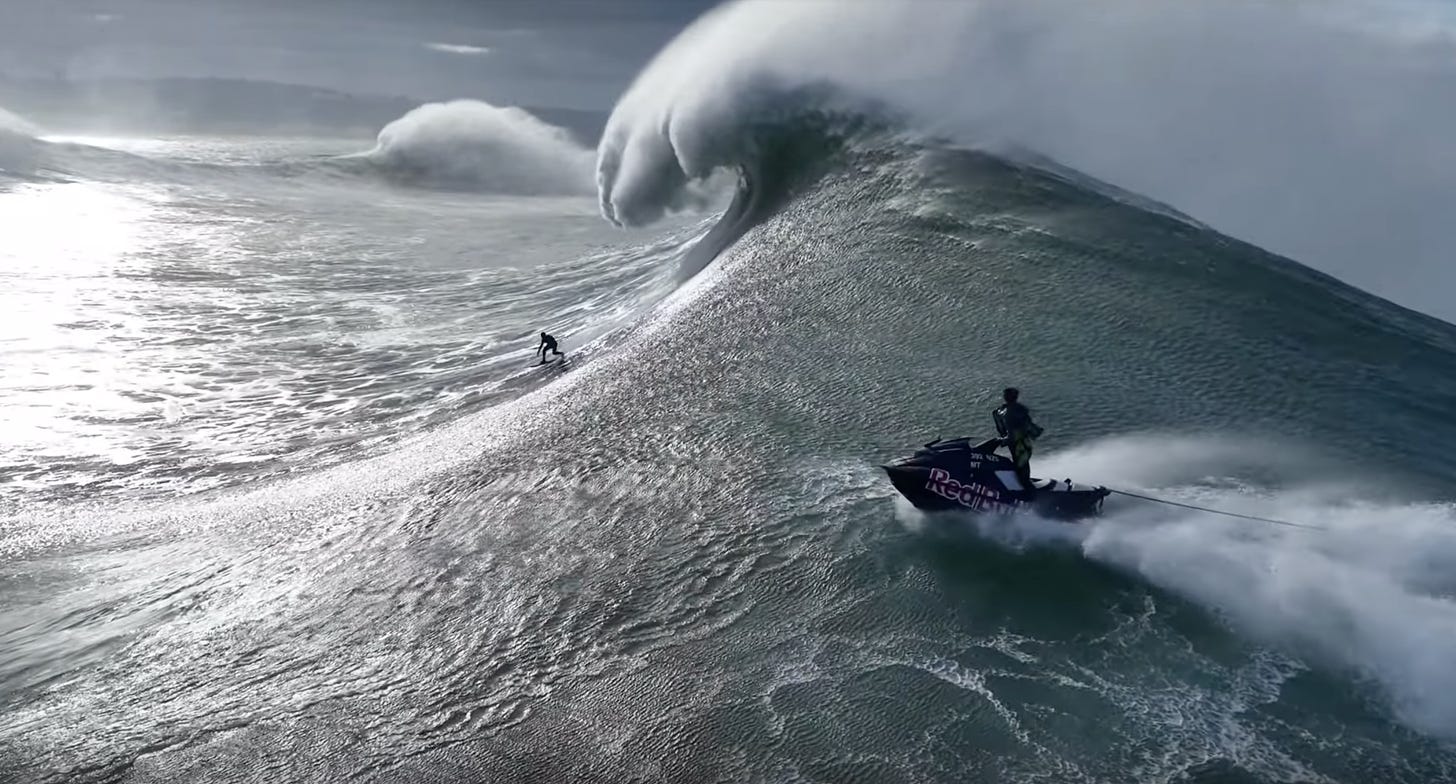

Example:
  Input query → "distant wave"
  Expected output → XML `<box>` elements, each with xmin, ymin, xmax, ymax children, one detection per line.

<box><xmin>0</xmin><ymin>108</ymin><xmax>197</xmax><ymax>183</ymax></box>
<box><xmin>0</xmin><ymin>106</ymin><xmax>42</xmax><ymax>177</ymax></box>
<box><xmin>0</xmin><ymin>106</ymin><xmax>40</xmax><ymax>136</ymax></box>
<box><xmin>0</xmin><ymin>100</ymin><xmax>602</xmax><ymax>198</ymax></box>
<box><xmin>353</xmin><ymin>100</ymin><xmax>595</xmax><ymax>195</ymax></box>
<box><xmin>0</xmin><ymin>132</ymin><xmax>195</xmax><ymax>185</ymax></box>
<box><xmin>597</xmin><ymin>0</ymin><xmax>1456</xmax><ymax>320</ymax></box>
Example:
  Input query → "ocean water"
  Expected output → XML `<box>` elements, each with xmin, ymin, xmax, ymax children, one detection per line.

<box><xmin>7</xmin><ymin>4</ymin><xmax>1456</xmax><ymax>783</ymax></box>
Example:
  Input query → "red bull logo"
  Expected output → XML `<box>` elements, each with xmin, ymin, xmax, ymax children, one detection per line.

<box><xmin>926</xmin><ymin>468</ymin><xmax>1014</xmax><ymax>512</ymax></box>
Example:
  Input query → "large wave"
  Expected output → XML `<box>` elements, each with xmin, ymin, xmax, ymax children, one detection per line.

<box><xmin>362</xmin><ymin>99</ymin><xmax>595</xmax><ymax>194</ymax></box>
<box><xmin>597</xmin><ymin>0</ymin><xmax>1456</xmax><ymax>319</ymax></box>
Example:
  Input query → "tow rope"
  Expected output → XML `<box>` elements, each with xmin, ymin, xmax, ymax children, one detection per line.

<box><xmin>1108</xmin><ymin>489</ymin><xmax>1325</xmax><ymax>531</ymax></box>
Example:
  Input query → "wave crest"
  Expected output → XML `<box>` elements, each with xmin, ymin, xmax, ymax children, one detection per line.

<box><xmin>363</xmin><ymin>100</ymin><xmax>594</xmax><ymax>195</ymax></box>
<box><xmin>598</xmin><ymin>74</ymin><xmax>885</xmax><ymax>230</ymax></box>
<box><xmin>597</xmin><ymin>0</ymin><xmax>1456</xmax><ymax>319</ymax></box>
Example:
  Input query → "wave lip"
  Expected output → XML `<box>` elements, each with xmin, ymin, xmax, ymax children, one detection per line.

<box><xmin>360</xmin><ymin>99</ymin><xmax>595</xmax><ymax>195</ymax></box>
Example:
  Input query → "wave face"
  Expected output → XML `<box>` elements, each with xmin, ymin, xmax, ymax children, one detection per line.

<box><xmin>360</xmin><ymin>99</ymin><xmax>595</xmax><ymax>194</ymax></box>
<box><xmin>597</xmin><ymin>0</ymin><xmax>1456</xmax><ymax>320</ymax></box>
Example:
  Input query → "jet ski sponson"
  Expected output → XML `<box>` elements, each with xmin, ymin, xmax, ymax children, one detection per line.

<box><xmin>882</xmin><ymin>437</ymin><xmax>1109</xmax><ymax>520</ymax></box>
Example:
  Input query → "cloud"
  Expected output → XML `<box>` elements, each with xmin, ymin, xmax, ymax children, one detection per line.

<box><xmin>425</xmin><ymin>42</ymin><xmax>491</xmax><ymax>56</ymax></box>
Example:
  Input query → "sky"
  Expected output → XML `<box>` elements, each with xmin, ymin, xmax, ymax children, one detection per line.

<box><xmin>0</xmin><ymin>0</ymin><xmax>722</xmax><ymax>109</ymax></box>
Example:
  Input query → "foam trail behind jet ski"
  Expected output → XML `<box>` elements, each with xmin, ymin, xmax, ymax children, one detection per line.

<box><xmin>893</xmin><ymin>496</ymin><xmax>1086</xmax><ymax>552</ymax></box>
<box><xmin>1033</xmin><ymin>434</ymin><xmax>1456</xmax><ymax>741</ymax></box>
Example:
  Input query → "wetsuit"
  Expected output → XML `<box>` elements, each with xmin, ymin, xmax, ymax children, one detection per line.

<box><xmin>538</xmin><ymin>333</ymin><xmax>563</xmax><ymax>362</ymax></box>
<box><xmin>993</xmin><ymin>402</ymin><xmax>1042</xmax><ymax>493</ymax></box>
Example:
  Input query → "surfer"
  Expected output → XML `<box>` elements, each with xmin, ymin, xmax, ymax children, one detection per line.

<box><xmin>536</xmin><ymin>331</ymin><xmax>564</xmax><ymax>364</ymax></box>
<box><xmin>993</xmin><ymin>387</ymin><xmax>1043</xmax><ymax>494</ymax></box>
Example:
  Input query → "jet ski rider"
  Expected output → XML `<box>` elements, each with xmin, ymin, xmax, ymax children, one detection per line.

<box><xmin>993</xmin><ymin>387</ymin><xmax>1043</xmax><ymax>494</ymax></box>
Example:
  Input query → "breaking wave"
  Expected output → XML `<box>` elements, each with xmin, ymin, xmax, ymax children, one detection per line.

<box><xmin>596</xmin><ymin>0</ymin><xmax>1456</xmax><ymax>319</ymax></box>
<box><xmin>358</xmin><ymin>100</ymin><xmax>595</xmax><ymax>194</ymax></box>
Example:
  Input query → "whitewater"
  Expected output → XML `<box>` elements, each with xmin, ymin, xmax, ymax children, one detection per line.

<box><xmin>5</xmin><ymin>1</ymin><xmax>1456</xmax><ymax>782</ymax></box>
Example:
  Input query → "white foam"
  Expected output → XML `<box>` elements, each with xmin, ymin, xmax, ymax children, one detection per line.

<box><xmin>367</xmin><ymin>99</ymin><xmax>594</xmax><ymax>194</ymax></box>
<box><xmin>1033</xmin><ymin>434</ymin><xmax>1456</xmax><ymax>740</ymax></box>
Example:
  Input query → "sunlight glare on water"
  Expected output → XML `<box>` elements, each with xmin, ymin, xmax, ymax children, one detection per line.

<box><xmin>1</xmin><ymin>182</ymin><xmax>197</xmax><ymax>492</ymax></box>
<box><xmin>0</xmin><ymin>139</ymin><xmax>698</xmax><ymax>503</ymax></box>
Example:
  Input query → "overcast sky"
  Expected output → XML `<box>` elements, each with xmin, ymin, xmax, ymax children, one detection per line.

<box><xmin>0</xmin><ymin>0</ymin><xmax>722</xmax><ymax>109</ymax></box>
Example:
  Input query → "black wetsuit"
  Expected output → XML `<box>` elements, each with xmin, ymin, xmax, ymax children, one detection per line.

<box><xmin>993</xmin><ymin>402</ymin><xmax>1042</xmax><ymax>493</ymax></box>
<box><xmin>538</xmin><ymin>333</ymin><xmax>563</xmax><ymax>362</ymax></box>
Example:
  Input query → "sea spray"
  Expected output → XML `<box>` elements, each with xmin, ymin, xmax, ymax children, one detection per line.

<box><xmin>1036</xmin><ymin>434</ymin><xmax>1456</xmax><ymax>740</ymax></box>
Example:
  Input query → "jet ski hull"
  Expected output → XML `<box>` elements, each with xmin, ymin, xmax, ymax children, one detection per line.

<box><xmin>883</xmin><ymin>437</ymin><xmax>1109</xmax><ymax>521</ymax></box>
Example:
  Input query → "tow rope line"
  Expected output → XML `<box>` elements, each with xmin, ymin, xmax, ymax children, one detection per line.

<box><xmin>1108</xmin><ymin>489</ymin><xmax>1326</xmax><ymax>531</ymax></box>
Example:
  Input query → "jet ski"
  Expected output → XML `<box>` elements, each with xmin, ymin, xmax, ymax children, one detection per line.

<box><xmin>882</xmin><ymin>436</ymin><xmax>1110</xmax><ymax>521</ymax></box>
